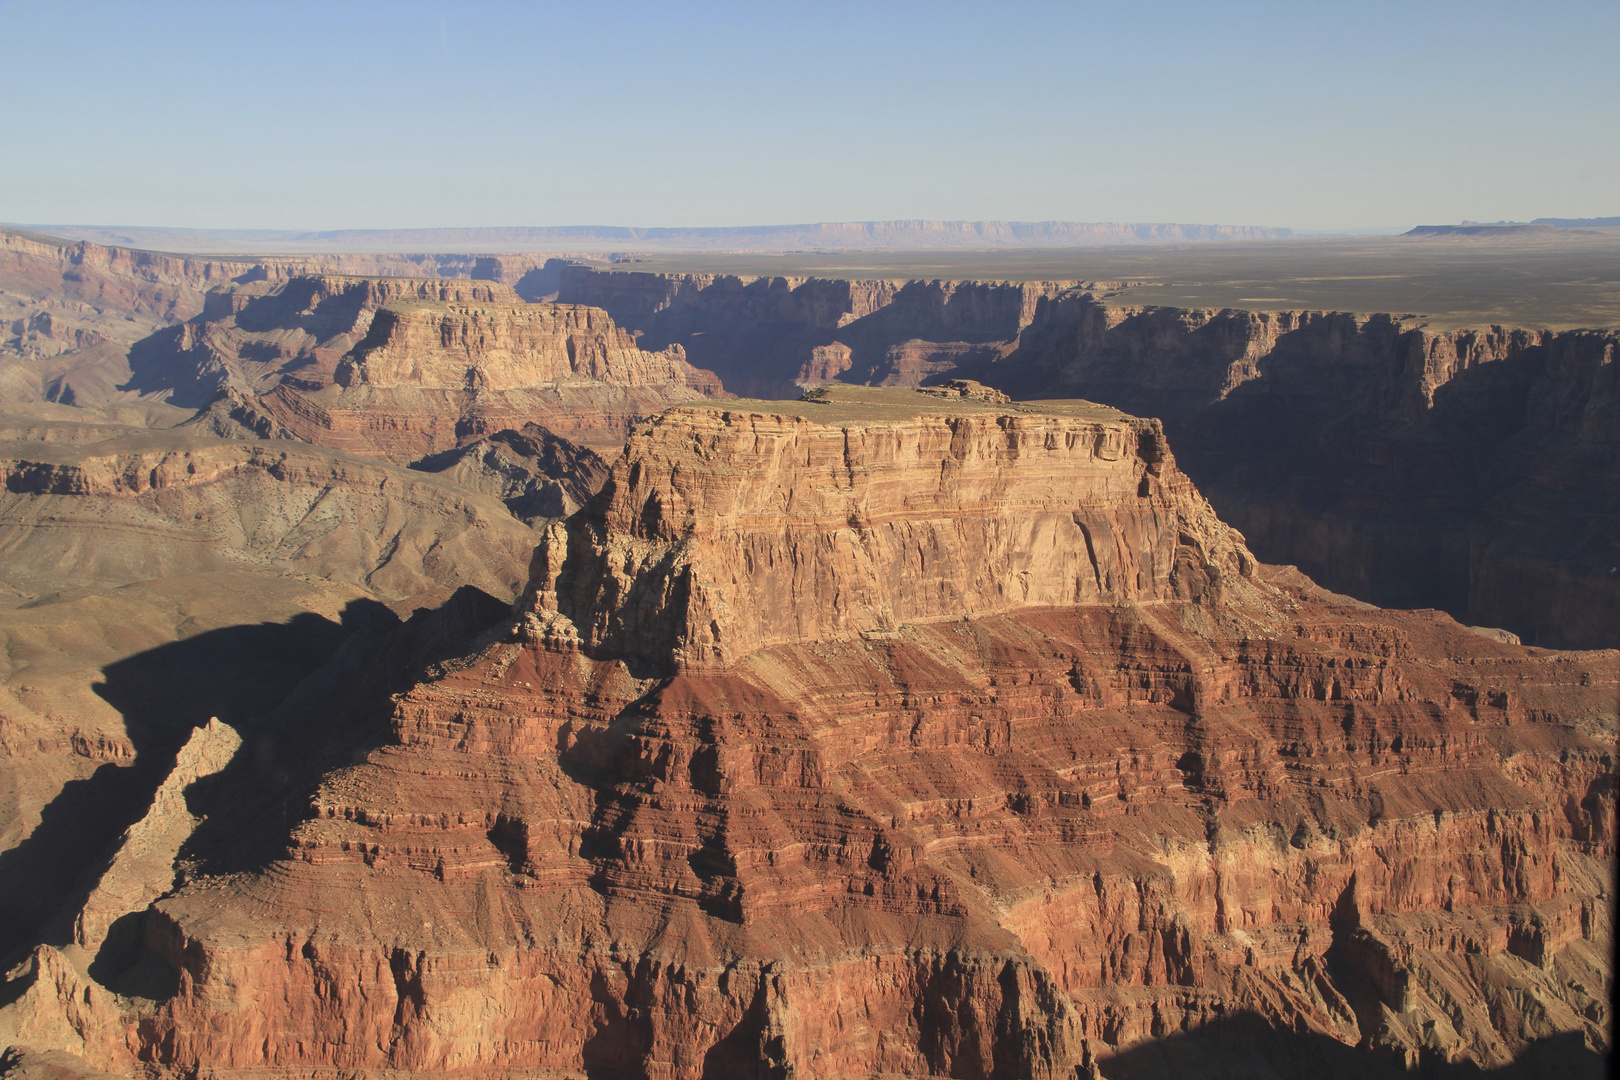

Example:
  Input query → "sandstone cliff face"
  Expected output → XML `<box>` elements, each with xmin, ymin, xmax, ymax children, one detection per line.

<box><xmin>130</xmin><ymin>275</ymin><xmax>524</xmax><ymax>404</ymax></box>
<box><xmin>115</xmin><ymin>275</ymin><xmax>723</xmax><ymax>460</ymax></box>
<box><xmin>529</xmin><ymin>387</ymin><xmax>1251</xmax><ymax>670</ymax></box>
<box><xmin>0</xmin><ymin>230</ymin><xmax>555</xmax><ymax>409</ymax></box>
<box><xmin>23</xmin><ymin>388</ymin><xmax>1607</xmax><ymax>1080</ymax></box>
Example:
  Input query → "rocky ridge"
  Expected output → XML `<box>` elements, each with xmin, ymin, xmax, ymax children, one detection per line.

<box><xmin>0</xmin><ymin>434</ymin><xmax>539</xmax><ymax>603</ymax></box>
<box><xmin>112</xmin><ymin>274</ymin><xmax>722</xmax><ymax>460</ymax></box>
<box><xmin>410</xmin><ymin>422</ymin><xmax>612</xmax><ymax>524</ymax></box>
<box><xmin>10</xmin><ymin>387</ymin><xmax>1608</xmax><ymax>1079</ymax></box>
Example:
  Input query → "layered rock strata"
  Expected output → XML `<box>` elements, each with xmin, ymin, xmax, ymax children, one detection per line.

<box><xmin>530</xmin><ymin>386</ymin><xmax>1249</xmax><ymax>669</ymax></box>
<box><xmin>410</xmin><ymin>422</ymin><xmax>612</xmax><ymax>524</ymax></box>
<box><xmin>117</xmin><ymin>275</ymin><xmax>722</xmax><ymax>460</ymax></box>
<box><xmin>0</xmin><ymin>435</ymin><xmax>539</xmax><ymax>602</ymax></box>
<box><xmin>557</xmin><ymin>267</ymin><xmax>1083</xmax><ymax>398</ymax></box>
<box><xmin>336</xmin><ymin>300</ymin><xmax>716</xmax><ymax>393</ymax></box>
<box><xmin>979</xmin><ymin>301</ymin><xmax>1620</xmax><ymax>650</ymax></box>
<box><xmin>19</xmin><ymin>387</ymin><xmax>1608</xmax><ymax>1079</ymax></box>
<box><xmin>560</xmin><ymin>266</ymin><xmax>1620</xmax><ymax>650</ymax></box>
<box><xmin>253</xmin><ymin>301</ymin><xmax>714</xmax><ymax>460</ymax></box>
<box><xmin>124</xmin><ymin>275</ymin><xmax>531</xmax><ymax>404</ymax></box>
<box><xmin>0</xmin><ymin>229</ymin><xmax>557</xmax><ymax>411</ymax></box>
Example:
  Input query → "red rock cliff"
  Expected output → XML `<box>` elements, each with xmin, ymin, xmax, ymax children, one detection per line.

<box><xmin>15</xmin><ymin>387</ymin><xmax>1606</xmax><ymax>1079</ymax></box>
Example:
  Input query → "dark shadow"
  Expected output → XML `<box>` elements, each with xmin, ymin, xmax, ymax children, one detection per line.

<box><xmin>955</xmin><ymin>306</ymin><xmax>1619</xmax><ymax>648</ymax></box>
<box><xmin>177</xmin><ymin>586</ymin><xmax>511</xmax><ymax>880</ymax></box>
<box><xmin>580</xmin><ymin>966</ymin><xmax>653</xmax><ymax>1080</ymax></box>
<box><xmin>120</xmin><ymin>323</ymin><xmax>227</xmax><ymax>408</ymax></box>
<box><xmin>0</xmin><ymin>588</ymin><xmax>511</xmax><ymax>977</ymax></box>
<box><xmin>510</xmin><ymin>258</ymin><xmax>575</xmax><ymax>302</ymax></box>
<box><xmin>1100</xmin><ymin>1011</ymin><xmax>1606</xmax><ymax>1080</ymax></box>
<box><xmin>700</xmin><ymin>979</ymin><xmax>783</xmax><ymax>1080</ymax></box>
<box><xmin>0</xmin><ymin>609</ymin><xmax>352</xmax><ymax>964</ymax></box>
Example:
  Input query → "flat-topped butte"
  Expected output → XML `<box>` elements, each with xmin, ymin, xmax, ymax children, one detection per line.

<box><xmin>679</xmin><ymin>382</ymin><xmax>1132</xmax><ymax>425</ymax></box>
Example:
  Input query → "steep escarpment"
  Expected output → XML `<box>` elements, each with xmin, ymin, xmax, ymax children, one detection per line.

<box><xmin>250</xmin><ymin>299</ymin><xmax>716</xmax><ymax>459</ymax></box>
<box><xmin>529</xmin><ymin>386</ymin><xmax>1250</xmax><ymax>669</ymax></box>
<box><xmin>125</xmin><ymin>275</ymin><xmax>525</xmax><ymax>405</ymax></box>
<box><xmin>336</xmin><ymin>300</ymin><xmax>713</xmax><ymax>392</ymax></box>
<box><xmin>972</xmin><ymin>299</ymin><xmax>1620</xmax><ymax>649</ymax></box>
<box><xmin>559</xmin><ymin>265</ymin><xmax>1619</xmax><ymax>650</ymax></box>
<box><xmin>112</xmin><ymin>274</ymin><xmax>722</xmax><ymax>459</ymax></box>
<box><xmin>556</xmin><ymin>266</ymin><xmax>1080</xmax><ymax>398</ymax></box>
<box><xmin>0</xmin><ymin>230</ymin><xmax>547</xmax><ymax>406</ymax></box>
<box><xmin>21</xmin><ymin>387</ymin><xmax>1609</xmax><ymax>1080</ymax></box>
<box><xmin>0</xmin><ymin>230</ymin><xmax>571</xmax><ymax>414</ymax></box>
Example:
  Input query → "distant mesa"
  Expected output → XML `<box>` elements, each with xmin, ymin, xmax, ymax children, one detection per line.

<box><xmin>1405</xmin><ymin>218</ymin><xmax>1620</xmax><ymax>236</ymax></box>
<box><xmin>1531</xmin><ymin>216</ymin><xmax>1620</xmax><ymax>227</ymax></box>
<box><xmin>6</xmin><ymin>219</ymin><xmax>1297</xmax><ymax>254</ymax></box>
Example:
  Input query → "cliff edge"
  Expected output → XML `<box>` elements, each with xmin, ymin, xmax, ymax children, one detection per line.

<box><xmin>528</xmin><ymin>385</ymin><xmax>1253</xmax><ymax>669</ymax></box>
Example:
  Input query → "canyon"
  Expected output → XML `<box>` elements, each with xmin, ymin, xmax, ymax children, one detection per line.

<box><xmin>0</xmin><ymin>228</ymin><xmax>1612</xmax><ymax>1079</ymax></box>
<box><xmin>2</xmin><ymin>386</ymin><xmax>1610</xmax><ymax>1079</ymax></box>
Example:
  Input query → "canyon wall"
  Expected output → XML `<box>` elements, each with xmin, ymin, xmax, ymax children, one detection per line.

<box><xmin>978</xmin><ymin>300</ymin><xmax>1620</xmax><ymax>650</ymax></box>
<box><xmin>112</xmin><ymin>275</ymin><xmax>724</xmax><ymax>460</ymax></box>
<box><xmin>0</xmin><ymin>230</ymin><xmax>559</xmax><ymax>411</ymax></box>
<box><xmin>337</xmin><ymin>301</ymin><xmax>712</xmax><ymax>392</ymax></box>
<box><xmin>14</xmin><ymin>388</ymin><xmax>1608</xmax><ymax>1079</ymax></box>
<box><xmin>558</xmin><ymin>266</ymin><xmax>1620</xmax><ymax>650</ymax></box>
<box><xmin>529</xmin><ymin>387</ymin><xmax>1250</xmax><ymax>669</ymax></box>
<box><xmin>556</xmin><ymin>266</ymin><xmax>1080</xmax><ymax>398</ymax></box>
<box><xmin>0</xmin><ymin>431</ymin><xmax>537</xmax><ymax>971</ymax></box>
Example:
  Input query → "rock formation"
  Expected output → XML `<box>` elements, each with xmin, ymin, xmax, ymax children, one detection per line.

<box><xmin>559</xmin><ymin>267</ymin><xmax>1620</xmax><ymax>651</ymax></box>
<box><xmin>115</xmin><ymin>275</ymin><xmax>722</xmax><ymax>459</ymax></box>
<box><xmin>0</xmin><ymin>434</ymin><xmax>538</xmax><ymax>602</ymax></box>
<box><xmin>410</xmin><ymin>422</ymin><xmax>612</xmax><ymax>524</ymax></box>
<box><xmin>0</xmin><ymin>430</ymin><xmax>545</xmax><ymax>968</ymax></box>
<box><xmin>0</xmin><ymin>229</ymin><xmax>551</xmax><ymax>410</ymax></box>
<box><xmin>976</xmin><ymin>301</ymin><xmax>1620</xmax><ymax>651</ymax></box>
<box><xmin>70</xmin><ymin>718</ymin><xmax>241</xmax><ymax>956</ymax></box>
<box><xmin>557</xmin><ymin>267</ymin><xmax>1081</xmax><ymax>398</ymax></box>
<box><xmin>7</xmin><ymin>387</ymin><xmax>1604</xmax><ymax>1079</ymax></box>
<box><xmin>530</xmin><ymin>387</ymin><xmax>1249</xmax><ymax>669</ymax></box>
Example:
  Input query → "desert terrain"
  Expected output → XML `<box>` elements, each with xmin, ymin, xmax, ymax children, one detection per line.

<box><xmin>0</xmin><ymin>223</ymin><xmax>1612</xmax><ymax>1079</ymax></box>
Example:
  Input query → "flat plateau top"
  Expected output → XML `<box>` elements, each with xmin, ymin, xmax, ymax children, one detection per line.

<box><xmin>575</xmin><ymin>233</ymin><xmax>1620</xmax><ymax>331</ymax></box>
<box><xmin>678</xmin><ymin>385</ymin><xmax>1131</xmax><ymax>424</ymax></box>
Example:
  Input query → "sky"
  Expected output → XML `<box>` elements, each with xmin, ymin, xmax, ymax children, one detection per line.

<box><xmin>1</xmin><ymin>0</ymin><xmax>1616</xmax><ymax>232</ymax></box>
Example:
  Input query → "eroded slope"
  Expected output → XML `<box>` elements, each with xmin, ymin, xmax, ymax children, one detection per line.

<box><xmin>14</xmin><ymin>388</ymin><xmax>1608</xmax><ymax>1079</ymax></box>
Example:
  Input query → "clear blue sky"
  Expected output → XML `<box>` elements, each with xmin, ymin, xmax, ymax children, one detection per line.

<box><xmin>2</xmin><ymin>0</ymin><xmax>1615</xmax><ymax>231</ymax></box>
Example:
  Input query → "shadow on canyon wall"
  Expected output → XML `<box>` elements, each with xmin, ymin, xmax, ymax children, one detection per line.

<box><xmin>1099</xmin><ymin>1012</ymin><xmax>1606</xmax><ymax>1080</ymax></box>
<box><xmin>0</xmin><ymin>587</ymin><xmax>511</xmax><ymax>971</ymax></box>
<box><xmin>964</xmin><ymin>311</ymin><xmax>1620</xmax><ymax>649</ymax></box>
<box><xmin>558</xmin><ymin>267</ymin><xmax>1618</xmax><ymax>648</ymax></box>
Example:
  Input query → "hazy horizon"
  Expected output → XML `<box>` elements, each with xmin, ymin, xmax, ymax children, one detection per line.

<box><xmin>3</xmin><ymin>1</ymin><xmax>1615</xmax><ymax>233</ymax></box>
